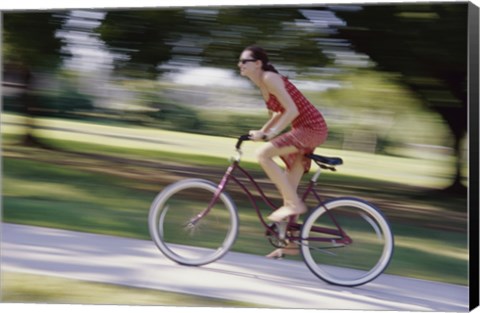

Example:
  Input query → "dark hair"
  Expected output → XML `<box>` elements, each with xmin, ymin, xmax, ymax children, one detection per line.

<box><xmin>244</xmin><ymin>45</ymin><xmax>279</xmax><ymax>74</ymax></box>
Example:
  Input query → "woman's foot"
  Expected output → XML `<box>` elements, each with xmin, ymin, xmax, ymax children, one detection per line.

<box><xmin>267</xmin><ymin>202</ymin><xmax>307</xmax><ymax>223</ymax></box>
<box><xmin>265</xmin><ymin>242</ymin><xmax>300</xmax><ymax>259</ymax></box>
<box><xmin>265</xmin><ymin>248</ymin><xmax>284</xmax><ymax>259</ymax></box>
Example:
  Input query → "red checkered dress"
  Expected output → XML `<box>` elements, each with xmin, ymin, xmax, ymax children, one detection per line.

<box><xmin>266</xmin><ymin>76</ymin><xmax>328</xmax><ymax>173</ymax></box>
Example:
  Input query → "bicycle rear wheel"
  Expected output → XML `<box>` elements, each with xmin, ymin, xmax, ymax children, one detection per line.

<box><xmin>301</xmin><ymin>197</ymin><xmax>394</xmax><ymax>287</ymax></box>
<box><xmin>148</xmin><ymin>179</ymin><xmax>239</xmax><ymax>266</ymax></box>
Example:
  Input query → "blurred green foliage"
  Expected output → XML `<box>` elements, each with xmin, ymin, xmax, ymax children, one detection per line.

<box><xmin>2</xmin><ymin>3</ymin><xmax>470</xmax><ymax>189</ymax></box>
<box><xmin>333</xmin><ymin>3</ymin><xmax>469</xmax><ymax>190</ymax></box>
<box><xmin>96</xmin><ymin>7</ymin><xmax>330</xmax><ymax>76</ymax></box>
<box><xmin>3</xmin><ymin>12</ymin><xmax>69</xmax><ymax>68</ymax></box>
<box><xmin>3</xmin><ymin>82</ymin><xmax>94</xmax><ymax>118</ymax></box>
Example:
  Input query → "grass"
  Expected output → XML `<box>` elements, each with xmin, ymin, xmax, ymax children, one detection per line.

<box><xmin>3</xmin><ymin>157</ymin><xmax>154</xmax><ymax>239</ymax></box>
<box><xmin>2</xmin><ymin>156</ymin><xmax>468</xmax><ymax>285</ymax></box>
<box><xmin>1</xmin><ymin>113</ymin><xmax>469</xmax><ymax>291</ymax></box>
<box><xmin>2</xmin><ymin>113</ymin><xmax>458</xmax><ymax>188</ymax></box>
<box><xmin>1</xmin><ymin>271</ymin><xmax>258</xmax><ymax>307</ymax></box>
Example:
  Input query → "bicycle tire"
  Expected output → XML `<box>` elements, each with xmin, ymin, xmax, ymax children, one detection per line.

<box><xmin>300</xmin><ymin>197</ymin><xmax>394</xmax><ymax>287</ymax></box>
<box><xmin>148</xmin><ymin>178</ymin><xmax>239</xmax><ymax>266</ymax></box>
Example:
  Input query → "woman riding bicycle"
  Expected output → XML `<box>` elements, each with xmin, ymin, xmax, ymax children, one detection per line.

<box><xmin>237</xmin><ymin>45</ymin><xmax>328</xmax><ymax>258</ymax></box>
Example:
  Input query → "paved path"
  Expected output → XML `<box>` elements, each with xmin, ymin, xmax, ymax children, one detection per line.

<box><xmin>1</xmin><ymin>223</ymin><xmax>469</xmax><ymax>310</ymax></box>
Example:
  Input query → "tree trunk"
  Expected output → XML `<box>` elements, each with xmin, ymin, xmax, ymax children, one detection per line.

<box><xmin>446</xmin><ymin>133</ymin><xmax>467</xmax><ymax>195</ymax></box>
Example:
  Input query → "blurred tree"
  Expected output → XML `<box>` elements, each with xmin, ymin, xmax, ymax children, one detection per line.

<box><xmin>95</xmin><ymin>9</ymin><xmax>188</xmax><ymax>79</ymax></box>
<box><xmin>3</xmin><ymin>12</ymin><xmax>70</xmax><ymax>146</ymax></box>
<box><xmin>96</xmin><ymin>7</ymin><xmax>330</xmax><ymax>78</ymax></box>
<box><xmin>94</xmin><ymin>5</ymin><xmax>468</xmax><ymax>194</ymax></box>
<box><xmin>194</xmin><ymin>7</ymin><xmax>330</xmax><ymax>69</ymax></box>
<box><xmin>95</xmin><ymin>7</ymin><xmax>333</xmax><ymax>138</ymax></box>
<box><xmin>332</xmin><ymin>3</ymin><xmax>468</xmax><ymax>193</ymax></box>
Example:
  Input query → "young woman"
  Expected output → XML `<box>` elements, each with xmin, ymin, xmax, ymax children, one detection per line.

<box><xmin>238</xmin><ymin>45</ymin><xmax>328</xmax><ymax>258</ymax></box>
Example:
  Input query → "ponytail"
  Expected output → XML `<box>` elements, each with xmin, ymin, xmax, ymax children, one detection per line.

<box><xmin>244</xmin><ymin>45</ymin><xmax>280</xmax><ymax>74</ymax></box>
<box><xmin>262</xmin><ymin>62</ymin><xmax>279</xmax><ymax>74</ymax></box>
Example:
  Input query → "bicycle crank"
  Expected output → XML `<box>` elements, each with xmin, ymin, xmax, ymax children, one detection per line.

<box><xmin>265</xmin><ymin>223</ymin><xmax>296</xmax><ymax>248</ymax></box>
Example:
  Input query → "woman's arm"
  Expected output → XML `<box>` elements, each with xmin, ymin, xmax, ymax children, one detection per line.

<box><xmin>250</xmin><ymin>110</ymin><xmax>281</xmax><ymax>141</ymax></box>
<box><xmin>249</xmin><ymin>73</ymin><xmax>299</xmax><ymax>142</ymax></box>
<box><xmin>260</xmin><ymin>110</ymin><xmax>282</xmax><ymax>133</ymax></box>
<box><xmin>262</xmin><ymin>73</ymin><xmax>299</xmax><ymax>139</ymax></box>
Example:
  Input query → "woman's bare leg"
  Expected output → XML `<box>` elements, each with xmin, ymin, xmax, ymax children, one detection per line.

<box><xmin>285</xmin><ymin>156</ymin><xmax>305</xmax><ymax>205</ymax></box>
<box><xmin>256</xmin><ymin>143</ymin><xmax>299</xmax><ymax>204</ymax></box>
<box><xmin>255</xmin><ymin>143</ymin><xmax>307</xmax><ymax>222</ymax></box>
<box><xmin>266</xmin><ymin>157</ymin><xmax>305</xmax><ymax>259</ymax></box>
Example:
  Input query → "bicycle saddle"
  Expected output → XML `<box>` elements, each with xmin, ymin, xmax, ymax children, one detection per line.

<box><xmin>306</xmin><ymin>154</ymin><xmax>343</xmax><ymax>167</ymax></box>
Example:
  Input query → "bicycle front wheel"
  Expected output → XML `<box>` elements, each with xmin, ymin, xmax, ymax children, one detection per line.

<box><xmin>301</xmin><ymin>197</ymin><xmax>394</xmax><ymax>287</ymax></box>
<box><xmin>148</xmin><ymin>179</ymin><xmax>239</xmax><ymax>266</ymax></box>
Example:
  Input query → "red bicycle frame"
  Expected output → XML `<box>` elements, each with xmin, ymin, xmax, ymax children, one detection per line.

<box><xmin>191</xmin><ymin>158</ymin><xmax>352</xmax><ymax>246</ymax></box>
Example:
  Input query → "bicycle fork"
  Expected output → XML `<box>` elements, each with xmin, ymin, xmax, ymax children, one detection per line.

<box><xmin>186</xmin><ymin>164</ymin><xmax>236</xmax><ymax>227</ymax></box>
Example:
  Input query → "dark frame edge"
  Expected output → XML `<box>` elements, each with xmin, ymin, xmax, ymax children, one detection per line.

<box><xmin>469</xmin><ymin>1</ymin><xmax>480</xmax><ymax>311</ymax></box>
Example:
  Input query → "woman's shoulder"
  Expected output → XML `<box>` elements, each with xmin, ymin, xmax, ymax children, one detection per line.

<box><xmin>262</xmin><ymin>71</ymin><xmax>285</xmax><ymax>88</ymax></box>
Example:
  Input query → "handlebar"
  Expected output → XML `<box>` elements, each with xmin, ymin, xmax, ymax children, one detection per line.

<box><xmin>235</xmin><ymin>134</ymin><xmax>251</xmax><ymax>150</ymax></box>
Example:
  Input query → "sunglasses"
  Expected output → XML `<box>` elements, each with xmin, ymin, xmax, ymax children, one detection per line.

<box><xmin>239</xmin><ymin>58</ymin><xmax>257</xmax><ymax>64</ymax></box>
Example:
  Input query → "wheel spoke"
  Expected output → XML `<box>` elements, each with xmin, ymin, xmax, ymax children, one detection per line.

<box><xmin>301</xmin><ymin>198</ymin><xmax>394</xmax><ymax>287</ymax></box>
<box><xmin>149</xmin><ymin>179</ymin><xmax>238</xmax><ymax>266</ymax></box>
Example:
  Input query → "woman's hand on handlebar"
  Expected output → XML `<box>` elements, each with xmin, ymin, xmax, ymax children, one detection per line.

<box><xmin>249</xmin><ymin>130</ymin><xmax>266</xmax><ymax>142</ymax></box>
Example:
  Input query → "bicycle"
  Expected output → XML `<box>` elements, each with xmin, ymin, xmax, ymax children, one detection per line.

<box><xmin>148</xmin><ymin>134</ymin><xmax>394</xmax><ymax>287</ymax></box>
